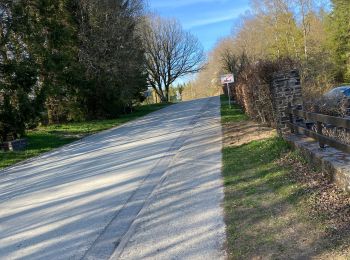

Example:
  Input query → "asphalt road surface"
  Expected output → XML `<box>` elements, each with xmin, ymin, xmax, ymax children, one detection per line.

<box><xmin>0</xmin><ymin>96</ymin><xmax>226</xmax><ymax>260</ymax></box>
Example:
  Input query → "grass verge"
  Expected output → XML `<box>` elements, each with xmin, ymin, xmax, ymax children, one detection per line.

<box><xmin>220</xmin><ymin>95</ymin><xmax>350</xmax><ymax>259</ymax></box>
<box><xmin>221</xmin><ymin>98</ymin><xmax>248</xmax><ymax>124</ymax></box>
<box><xmin>0</xmin><ymin>103</ymin><xmax>169</xmax><ymax>170</ymax></box>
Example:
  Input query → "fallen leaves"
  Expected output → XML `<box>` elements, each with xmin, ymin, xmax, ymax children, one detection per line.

<box><xmin>278</xmin><ymin>153</ymin><xmax>350</xmax><ymax>234</ymax></box>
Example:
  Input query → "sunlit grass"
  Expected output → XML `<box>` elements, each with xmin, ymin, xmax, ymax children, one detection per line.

<box><xmin>220</xmin><ymin>95</ymin><xmax>310</xmax><ymax>258</ymax></box>
<box><xmin>220</xmin><ymin>95</ymin><xmax>249</xmax><ymax>123</ymax></box>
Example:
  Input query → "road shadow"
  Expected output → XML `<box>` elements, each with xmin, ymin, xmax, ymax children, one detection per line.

<box><xmin>0</xmin><ymin>97</ymin><xmax>226</xmax><ymax>260</ymax></box>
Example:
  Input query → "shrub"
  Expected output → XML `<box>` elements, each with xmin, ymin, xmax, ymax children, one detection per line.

<box><xmin>233</xmin><ymin>58</ymin><xmax>296</xmax><ymax>127</ymax></box>
<box><xmin>303</xmin><ymin>96</ymin><xmax>349</xmax><ymax>117</ymax></box>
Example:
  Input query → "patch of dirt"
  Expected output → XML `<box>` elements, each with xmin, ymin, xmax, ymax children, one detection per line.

<box><xmin>223</xmin><ymin>121</ymin><xmax>275</xmax><ymax>147</ymax></box>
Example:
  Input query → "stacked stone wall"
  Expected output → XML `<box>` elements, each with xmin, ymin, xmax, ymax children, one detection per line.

<box><xmin>272</xmin><ymin>70</ymin><xmax>302</xmax><ymax>136</ymax></box>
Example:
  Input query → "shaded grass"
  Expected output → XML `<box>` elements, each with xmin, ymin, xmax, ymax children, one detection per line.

<box><xmin>220</xmin><ymin>95</ymin><xmax>312</xmax><ymax>258</ymax></box>
<box><xmin>0</xmin><ymin>103</ymin><xmax>169</xmax><ymax>169</ymax></box>
<box><xmin>223</xmin><ymin>137</ymin><xmax>305</xmax><ymax>258</ymax></box>
<box><xmin>221</xmin><ymin>94</ymin><xmax>350</xmax><ymax>258</ymax></box>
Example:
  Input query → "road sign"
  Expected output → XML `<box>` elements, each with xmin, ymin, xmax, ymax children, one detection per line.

<box><xmin>220</xmin><ymin>74</ymin><xmax>234</xmax><ymax>109</ymax></box>
<box><xmin>220</xmin><ymin>74</ymin><xmax>234</xmax><ymax>84</ymax></box>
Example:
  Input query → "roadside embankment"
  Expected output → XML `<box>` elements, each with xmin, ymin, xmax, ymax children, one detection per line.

<box><xmin>221</xmin><ymin>95</ymin><xmax>350</xmax><ymax>259</ymax></box>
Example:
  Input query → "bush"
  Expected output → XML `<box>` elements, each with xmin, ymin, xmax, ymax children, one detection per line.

<box><xmin>233</xmin><ymin>58</ymin><xmax>296</xmax><ymax>127</ymax></box>
<box><xmin>303</xmin><ymin>96</ymin><xmax>349</xmax><ymax>117</ymax></box>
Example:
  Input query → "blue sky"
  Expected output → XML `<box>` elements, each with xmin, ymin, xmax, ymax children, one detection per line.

<box><xmin>147</xmin><ymin>0</ymin><xmax>251</xmax><ymax>52</ymax></box>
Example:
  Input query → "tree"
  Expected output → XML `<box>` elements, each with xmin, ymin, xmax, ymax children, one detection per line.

<box><xmin>0</xmin><ymin>0</ymin><xmax>148</xmax><ymax>144</ymax></box>
<box><xmin>15</xmin><ymin>0</ymin><xmax>81</xmax><ymax>124</ymax></box>
<box><xmin>327</xmin><ymin>0</ymin><xmax>350</xmax><ymax>82</ymax></box>
<box><xmin>76</xmin><ymin>0</ymin><xmax>147</xmax><ymax>117</ymax></box>
<box><xmin>221</xmin><ymin>49</ymin><xmax>249</xmax><ymax>76</ymax></box>
<box><xmin>141</xmin><ymin>16</ymin><xmax>205</xmax><ymax>102</ymax></box>
<box><xmin>1</xmin><ymin>0</ymin><xmax>86</xmax><ymax>125</ymax></box>
<box><xmin>192</xmin><ymin>0</ymin><xmax>333</xmax><ymax>101</ymax></box>
<box><xmin>293</xmin><ymin>0</ymin><xmax>313</xmax><ymax>59</ymax></box>
<box><xmin>250</xmin><ymin>0</ymin><xmax>302</xmax><ymax>59</ymax></box>
<box><xmin>182</xmin><ymin>37</ymin><xmax>235</xmax><ymax>100</ymax></box>
<box><xmin>0</xmin><ymin>1</ymin><xmax>44</xmax><ymax>142</ymax></box>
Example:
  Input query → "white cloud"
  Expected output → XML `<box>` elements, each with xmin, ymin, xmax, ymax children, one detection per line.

<box><xmin>183</xmin><ymin>7</ymin><xmax>248</xmax><ymax>29</ymax></box>
<box><xmin>150</xmin><ymin>0</ymin><xmax>229</xmax><ymax>8</ymax></box>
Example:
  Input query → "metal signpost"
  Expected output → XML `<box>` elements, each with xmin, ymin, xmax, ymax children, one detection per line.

<box><xmin>220</xmin><ymin>74</ymin><xmax>235</xmax><ymax>109</ymax></box>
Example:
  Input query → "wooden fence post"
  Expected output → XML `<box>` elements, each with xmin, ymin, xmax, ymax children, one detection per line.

<box><xmin>316</xmin><ymin>121</ymin><xmax>325</xmax><ymax>148</ymax></box>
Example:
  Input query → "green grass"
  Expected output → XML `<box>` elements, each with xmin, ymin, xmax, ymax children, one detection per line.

<box><xmin>221</xmin><ymin>95</ymin><xmax>350</xmax><ymax>258</ymax></box>
<box><xmin>220</xmin><ymin>95</ymin><xmax>312</xmax><ymax>258</ymax></box>
<box><xmin>223</xmin><ymin>140</ymin><xmax>303</xmax><ymax>258</ymax></box>
<box><xmin>220</xmin><ymin>95</ymin><xmax>249</xmax><ymax>123</ymax></box>
<box><xmin>0</xmin><ymin>103</ymin><xmax>169</xmax><ymax>169</ymax></box>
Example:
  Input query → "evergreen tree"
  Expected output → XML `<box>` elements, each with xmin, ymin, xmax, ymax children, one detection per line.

<box><xmin>0</xmin><ymin>1</ymin><xmax>43</xmax><ymax>142</ymax></box>
<box><xmin>76</xmin><ymin>0</ymin><xmax>147</xmax><ymax>118</ymax></box>
<box><xmin>18</xmin><ymin>0</ymin><xmax>83</xmax><ymax>123</ymax></box>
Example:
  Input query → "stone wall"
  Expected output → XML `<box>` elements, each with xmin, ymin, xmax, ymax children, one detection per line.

<box><xmin>272</xmin><ymin>69</ymin><xmax>350</xmax><ymax>193</ymax></box>
<box><xmin>286</xmin><ymin>134</ymin><xmax>350</xmax><ymax>192</ymax></box>
<box><xmin>272</xmin><ymin>70</ymin><xmax>302</xmax><ymax>136</ymax></box>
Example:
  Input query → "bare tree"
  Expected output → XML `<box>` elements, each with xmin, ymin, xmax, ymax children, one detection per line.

<box><xmin>221</xmin><ymin>49</ymin><xmax>249</xmax><ymax>76</ymax></box>
<box><xmin>141</xmin><ymin>16</ymin><xmax>204</xmax><ymax>102</ymax></box>
<box><xmin>292</xmin><ymin>0</ymin><xmax>316</xmax><ymax>60</ymax></box>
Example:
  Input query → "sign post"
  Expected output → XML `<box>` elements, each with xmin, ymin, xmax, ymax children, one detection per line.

<box><xmin>220</xmin><ymin>74</ymin><xmax>235</xmax><ymax>109</ymax></box>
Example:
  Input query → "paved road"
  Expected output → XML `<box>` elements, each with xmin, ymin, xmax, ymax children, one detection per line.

<box><xmin>0</xmin><ymin>97</ymin><xmax>226</xmax><ymax>260</ymax></box>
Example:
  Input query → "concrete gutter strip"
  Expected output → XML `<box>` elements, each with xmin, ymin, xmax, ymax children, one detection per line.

<box><xmin>285</xmin><ymin>134</ymin><xmax>350</xmax><ymax>192</ymax></box>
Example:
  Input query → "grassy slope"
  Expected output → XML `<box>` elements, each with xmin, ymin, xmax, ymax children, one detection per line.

<box><xmin>220</xmin><ymin>96</ymin><xmax>349</xmax><ymax>259</ymax></box>
<box><xmin>221</xmin><ymin>96</ymin><xmax>295</xmax><ymax>257</ymax></box>
<box><xmin>0</xmin><ymin>103</ymin><xmax>169</xmax><ymax>169</ymax></box>
<box><xmin>221</xmin><ymin>100</ymin><xmax>249</xmax><ymax>124</ymax></box>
